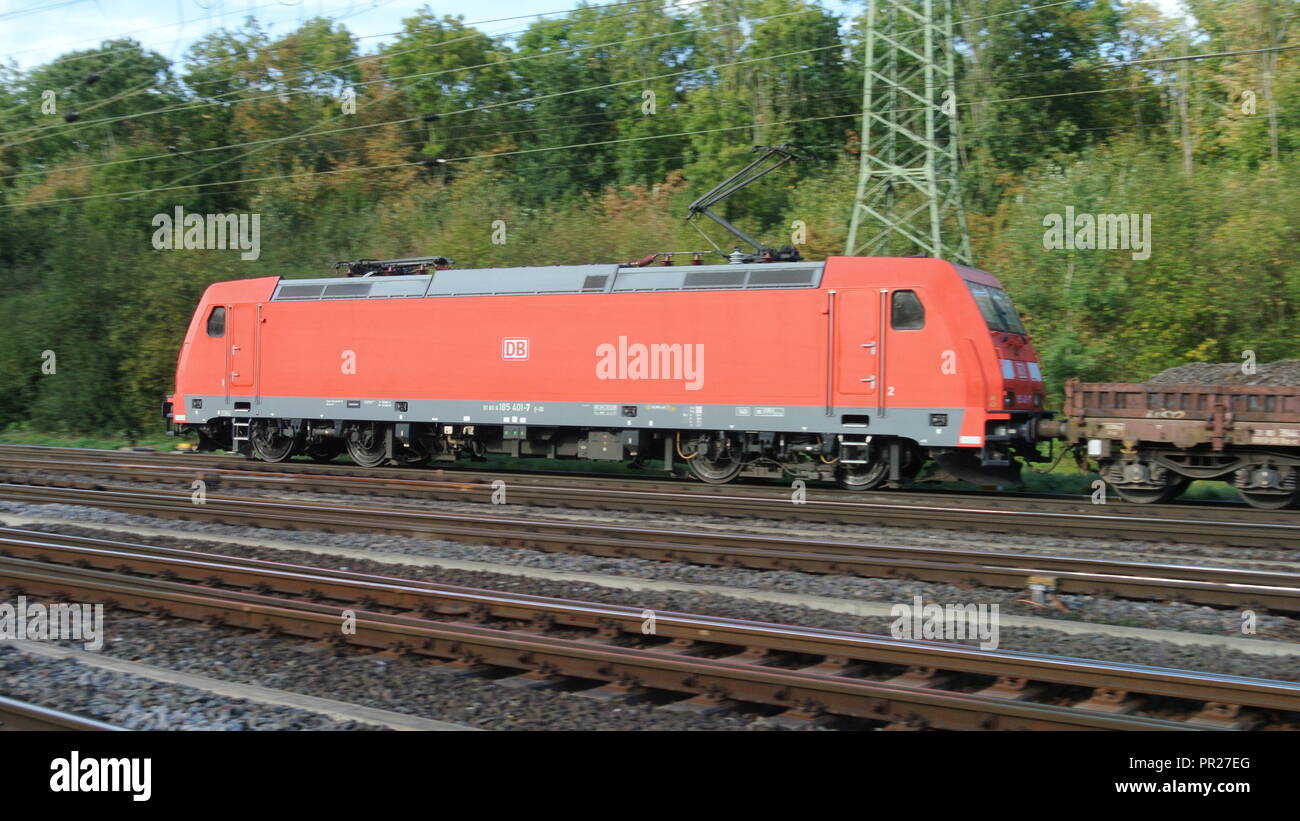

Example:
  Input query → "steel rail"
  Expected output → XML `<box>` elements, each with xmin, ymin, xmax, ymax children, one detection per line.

<box><xmin>0</xmin><ymin>695</ymin><xmax>126</xmax><ymax>731</ymax></box>
<box><xmin>3</xmin><ymin>462</ymin><xmax>1300</xmax><ymax>550</ymax></box>
<box><xmin>0</xmin><ymin>446</ymin><xmax>1294</xmax><ymax>543</ymax></box>
<box><xmin>0</xmin><ymin>484</ymin><xmax>1297</xmax><ymax>612</ymax></box>
<box><xmin>0</xmin><ymin>533</ymin><xmax>1297</xmax><ymax>728</ymax></box>
<box><xmin>0</xmin><ymin>445</ymin><xmax>1286</xmax><ymax>520</ymax></box>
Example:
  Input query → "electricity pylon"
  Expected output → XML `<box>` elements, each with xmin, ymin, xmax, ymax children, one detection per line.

<box><xmin>846</xmin><ymin>0</ymin><xmax>972</xmax><ymax>265</ymax></box>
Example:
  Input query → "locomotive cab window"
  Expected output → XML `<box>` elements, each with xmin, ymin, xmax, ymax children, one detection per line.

<box><xmin>891</xmin><ymin>290</ymin><xmax>925</xmax><ymax>330</ymax></box>
<box><xmin>966</xmin><ymin>281</ymin><xmax>1026</xmax><ymax>334</ymax></box>
<box><xmin>206</xmin><ymin>306</ymin><xmax>226</xmax><ymax>337</ymax></box>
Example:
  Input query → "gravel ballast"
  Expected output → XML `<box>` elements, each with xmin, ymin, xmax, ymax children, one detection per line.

<box><xmin>23</xmin><ymin>614</ymin><xmax>785</xmax><ymax>731</ymax></box>
<box><xmin>2</xmin><ymin>504</ymin><xmax>1298</xmax><ymax>683</ymax></box>
<box><xmin>0</xmin><ymin>646</ymin><xmax>382</xmax><ymax>730</ymax></box>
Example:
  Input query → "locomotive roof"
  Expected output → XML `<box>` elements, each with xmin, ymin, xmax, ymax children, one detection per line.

<box><xmin>269</xmin><ymin>261</ymin><xmax>826</xmax><ymax>302</ymax></box>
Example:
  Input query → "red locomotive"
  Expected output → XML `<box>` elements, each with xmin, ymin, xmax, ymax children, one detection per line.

<box><xmin>164</xmin><ymin>146</ymin><xmax>1055</xmax><ymax>489</ymax></box>
<box><xmin>163</xmin><ymin>254</ymin><xmax>1053</xmax><ymax>489</ymax></box>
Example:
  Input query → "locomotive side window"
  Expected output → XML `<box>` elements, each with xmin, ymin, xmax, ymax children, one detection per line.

<box><xmin>206</xmin><ymin>306</ymin><xmax>226</xmax><ymax>337</ymax></box>
<box><xmin>965</xmin><ymin>281</ymin><xmax>1027</xmax><ymax>334</ymax></box>
<box><xmin>891</xmin><ymin>290</ymin><xmax>925</xmax><ymax>330</ymax></box>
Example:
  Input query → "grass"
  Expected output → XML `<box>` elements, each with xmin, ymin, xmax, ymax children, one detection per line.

<box><xmin>0</xmin><ymin>424</ymin><xmax>175</xmax><ymax>451</ymax></box>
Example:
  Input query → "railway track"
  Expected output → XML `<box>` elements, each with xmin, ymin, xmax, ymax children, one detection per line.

<box><xmin>2</xmin><ymin>528</ymin><xmax>1297</xmax><ymax>730</ymax></box>
<box><xmin>0</xmin><ymin>485</ymin><xmax>1297</xmax><ymax>612</ymax></box>
<box><xmin>0</xmin><ymin>442</ymin><xmax>1278</xmax><ymax>513</ymax></box>
<box><xmin>1</xmin><ymin>446</ymin><xmax>1297</xmax><ymax>548</ymax></box>
<box><xmin>0</xmin><ymin>694</ymin><xmax>126</xmax><ymax>731</ymax></box>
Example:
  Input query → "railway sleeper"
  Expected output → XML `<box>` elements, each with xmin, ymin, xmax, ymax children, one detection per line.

<box><xmin>495</xmin><ymin>666</ymin><xmax>567</xmax><ymax>691</ymax></box>
<box><xmin>798</xmin><ymin>655</ymin><xmax>869</xmax><ymax>678</ymax></box>
<box><xmin>1187</xmin><ymin>702</ymin><xmax>1256</xmax><ymax>730</ymax></box>
<box><xmin>577</xmin><ymin>680</ymin><xmax>653</xmax><ymax>704</ymax></box>
<box><xmin>662</xmin><ymin>687</ymin><xmax>738</xmax><ymax>716</ymax></box>
<box><xmin>975</xmin><ymin>675</ymin><xmax>1045</xmax><ymax>702</ymax></box>
<box><xmin>1076</xmin><ymin>687</ymin><xmax>1144</xmax><ymax>715</ymax></box>
<box><xmin>766</xmin><ymin>699</ymin><xmax>838</xmax><ymax>729</ymax></box>
<box><xmin>885</xmin><ymin>665</ymin><xmax>956</xmax><ymax>690</ymax></box>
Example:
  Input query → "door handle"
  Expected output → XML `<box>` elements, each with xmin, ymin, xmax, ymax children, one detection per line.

<box><xmin>860</xmin><ymin>376</ymin><xmax>876</xmax><ymax>386</ymax></box>
<box><xmin>861</xmin><ymin>342</ymin><xmax>877</xmax><ymax>354</ymax></box>
<box><xmin>231</xmin><ymin>345</ymin><xmax>241</xmax><ymax>351</ymax></box>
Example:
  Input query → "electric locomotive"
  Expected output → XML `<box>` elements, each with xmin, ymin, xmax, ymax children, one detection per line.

<box><xmin>163</xmin><ymin>147</ymin><xmax>1055</xmax><ymax>489</ymax></box>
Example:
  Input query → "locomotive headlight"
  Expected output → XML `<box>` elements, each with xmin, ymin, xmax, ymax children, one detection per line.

<box><xmin>1032</xmin><ymin>393</ymin><xmax>1043</xmax><ymax>407</ymax></box>
<box><xmin>1004</xmin><ymin>390</ymin><xmax>1015</xmax><ymax>408</ymax></box>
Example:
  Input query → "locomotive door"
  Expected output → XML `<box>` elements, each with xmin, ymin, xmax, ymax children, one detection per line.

<box><xmin>835</xmin><ymin>289</ymin><xmax>885</xmax><ymax>403</ymax></box>
<box><xmin>227</xmin><ymin>303</ymin><xmax>256</xmax><ymax>388</ymax></box>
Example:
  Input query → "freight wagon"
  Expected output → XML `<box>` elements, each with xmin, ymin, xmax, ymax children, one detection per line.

<box><xmin>1062</xmin><ymin>379</ymin><xmax>1300</xmax><ymax>508</ymax></box>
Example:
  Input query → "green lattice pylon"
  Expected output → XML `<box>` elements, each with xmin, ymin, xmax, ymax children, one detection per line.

<box><xmin>846</xmin><ymin>0</ymin><xmax>972</xmax><ymax>264</ymax></box>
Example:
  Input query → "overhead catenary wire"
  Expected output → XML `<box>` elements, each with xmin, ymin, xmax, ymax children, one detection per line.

<box><xmin>0</xmin><ymin>0</ymin><xmax>399</xmax><ymax>126</ymax></box>
<box><xmin>0</xmin><ymin>0</ymin><xmax>769</xmax><ymax>147</ymax></box>
<box><xmin>0</xmin><ymin>0</ymin><xmax>682</xmax><ymax>64</ymax></box>
<box><xmin>0</xmin><ymin>77</ymin><xmax>858</xmax><ymax>183</ymax></box>
<box><xmin>1</xmin><ymin>39</ymin><xmax>1284</xmax><ymax>189</ymax></box>
<box><xmin>0</xmin><ymin>0</ymin><xmax>1206</xmax><ymax>159</ymax></box>
<box><xmin>0</xmin><ymin>2</ymin><xmax>402</xmax><ymax>138</ymax></box>
<box><xmin>2</xmin><ymin>0</ymin><xmax>1292</xmax><ymax>211</ymax></box>
<box><xmin>0</xmin><ymin>0</ymin><xmax>717</xmax><ymax>143</ymax></box>
<box><xmin>0</xmin><ymin>73</ymin><xmax>1224</xmax><ymax>212</ymax></box>
<box><xmin>0</xmin><ymin>86</ymin><xmax>1201</xmax><ymax>188</ymax></box>
<box><xmin>3</xmin><ymin>56</ymin><xmax>1290</xmax><ymax>210</ymax></box>
<box><xmin>0</xmin><ymin>0</ymin><xmax>92</xmax><ymax>21</ymax></box>
<box><xmin>0</xmin><ymin>39</ymin><xmax>856</xmax><ymax>209</ymax></box>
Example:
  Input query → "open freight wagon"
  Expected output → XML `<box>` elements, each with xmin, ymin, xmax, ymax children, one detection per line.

<box><xmin>1063</xmin><ymin>378</ymin><xmax>1300</xmax><ymax>508</ymax></box>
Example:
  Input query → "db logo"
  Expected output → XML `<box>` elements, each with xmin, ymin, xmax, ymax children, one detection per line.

<box><xmin>502</xmin><ymin>338</ymin><xmax>529</xmax><ymax>360</ymax></box>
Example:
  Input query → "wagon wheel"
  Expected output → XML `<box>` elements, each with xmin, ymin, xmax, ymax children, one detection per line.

<box><xmin>1110</xmin><ymin>476</ymin><xmax>1190</xmax><ymax>504</ymax></box>
<box><xmin>305</xmin><ymin>440</ymin><xmax>344</xmax><ymax>463</ymax></box>
<box><xmin>684</xmin><ymin>435</ymin><xmax>744</xmax><ymax>484</ymax></box>
<box><xmin>249</xmin><ymin>420</ymin><xmax>298</xmax><ymax>463</ymax></box>
<box><xmin>347</xmin><ymin>423</ymin><xmax>389</xmax><ymax>468</ymax></box>
<box><xmin>1238</xmin><ymin>488</ymin><xmax>1300</xmax><ymax>510</ymax></box>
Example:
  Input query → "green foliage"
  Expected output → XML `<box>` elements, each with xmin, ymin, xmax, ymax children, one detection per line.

<box><xmin>982</xmin><ymin>140</ymin><xmax>1300</xmax><ymax>404</ymax></box>
<box><xmin>0</xmin><ymin>1</ymin><xmax>1294</xmax><ymax>434</ymax></box>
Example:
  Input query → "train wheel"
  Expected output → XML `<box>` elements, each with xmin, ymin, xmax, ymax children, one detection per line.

<box><xmin>1111</xmin><ymin>477</ymin><xmax>1189</xmax><ymax>504</ymax></box>
<box><xmin>347</xmin><ymin>423</ymin><xmax>388</xmax><ymax>468</ymax></box>
<box><xmin>1238</xmin><ymin>488</ymin><xmax>1300</xmax><ymax>510</ymax></box>
<box><xmin>681</xmin><ymin>433</ymin><xmax>744</xmax><ymax>484</ymax></box>
<box><xmin>305</xmin><ymin>440</ymin><xmax>344</xmax><ymax>463</ymax></box>
<box><xmin>834</xmin><ymin>440</ymin><xmax>921</xmax><ymax>490</ymax></box>
<box><xmin>683</xmin><ymin>434</ymin><xmax>744</xmax><ymax>484</ymax></box>
<box><xmin>686</xmin><ymin>452</ymin><xmax>744</xmax><ymax>484</ymax></box>
<box><xmin>249</xmin><ymin>420</ymin><xmax>298</xmax><ymax>462</ymax></box>
<box><xmin>835</xmin><ymin>460</ymin><xmax>889</xmax><ymax>490</ymax></box>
